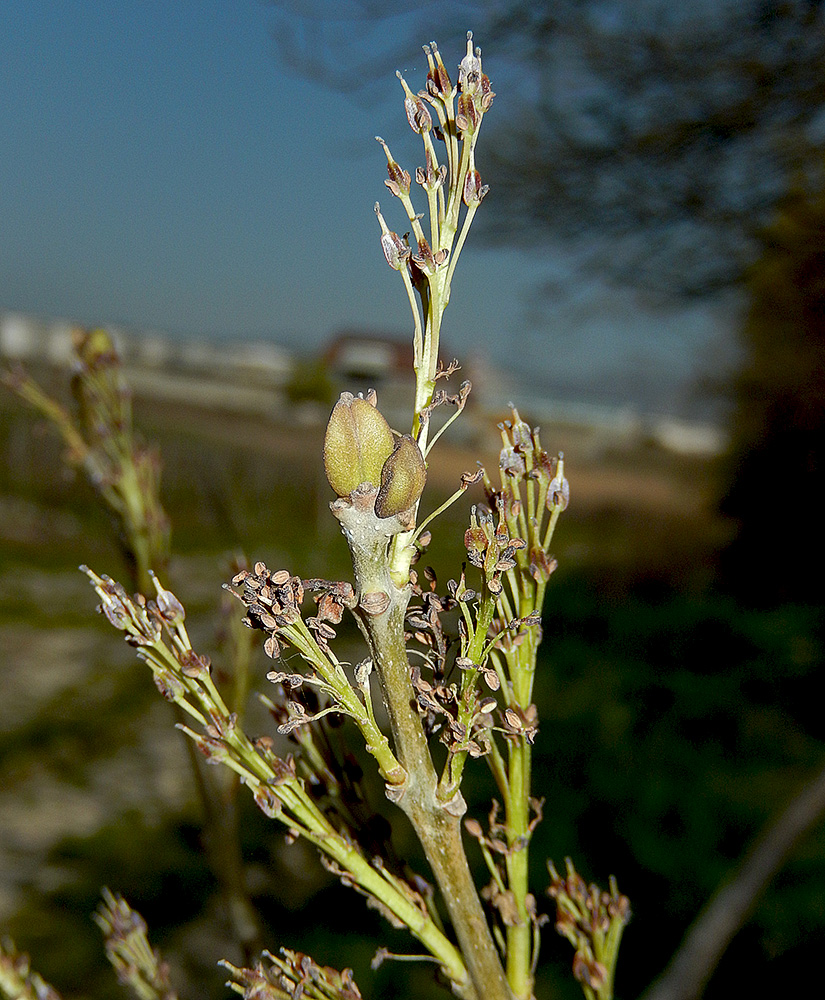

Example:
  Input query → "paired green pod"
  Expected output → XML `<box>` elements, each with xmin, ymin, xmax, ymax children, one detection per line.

<box><xmin>324</xmin><ymin>392</ymin><xmax>396</xmax><ymax>497</ymax></box>
<box><xmin>324</xmin><ymin>393</ymin><xmax>426</xmax><ymax>518</ymax></box>
<box><xmin>375</xmin><ymin>434</ymin><xmax>426</xmax><ymax>518</ymax></box>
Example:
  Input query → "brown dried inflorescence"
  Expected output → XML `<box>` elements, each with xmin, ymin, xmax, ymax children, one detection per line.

<box><xmin>228</xmin><ymin>562</ymin><xmax>355</xmax><ymax>659</ymax></box>
<box><xmin>222</xmin><ymin>947</ymin><xmax>363</xmax><ymax>1000</ymax></box>
<box><xmin>547</xmin><ymin>860</ymin><xmax>632</xmax><ymax>993</ymax></box>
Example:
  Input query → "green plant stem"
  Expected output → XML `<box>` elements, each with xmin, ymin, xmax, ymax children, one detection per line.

<box><xmin>501</xmin><ymin>569</ymin><xmax>543</xmax><ymax>998</ymax></box>
<box><xmin>505</xmin><ymin>737</ymin><xmax>532</xmax><ymax>998</ymax></box>
<box><xmin>414</xmin><ymin>298</ymin><xmax>444</xmax><ymax>444</ymax></box>
<box><xmin>335</xmin><ymin>503</ymin><xmax>513</xmax><ymax>1000</ymax></box>
<box><xmin>117</xmin><ymin>459</ymin><xmax>155</xmax><ymax>593</ymax></box>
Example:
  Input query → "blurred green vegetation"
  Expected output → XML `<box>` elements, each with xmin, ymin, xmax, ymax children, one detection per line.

<box><xmin>1</xmin><ymin>368</ymin><xmax>823</xmax><ymax>1000</ymax></box>
<box><xmin>284</xmin><ymin>356</ymin><xmax>336</xmax><ymax>408</ymax></box>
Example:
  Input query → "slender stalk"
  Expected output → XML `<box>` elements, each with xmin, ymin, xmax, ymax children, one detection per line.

<box><xmin>361</xmin><ymin>600</ymin><xmax>513</xmax><ymax>1000</ymax></box>
<box><xmin>505</xmin><ymin>738</ymin><xmax>533</xmax><ymax>998</ymax></box>
<box><xmin>333</xmin><ymin>500</ymin><xmax>512</xmax><ymax>1000</ymax></box>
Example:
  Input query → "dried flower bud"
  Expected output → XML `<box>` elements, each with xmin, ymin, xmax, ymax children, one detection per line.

<box><xmin>455</xmin><ymin>92</ymin><xmax>480</xmax><ymax>135</ymax></box>
<box><xmin>416</xmin><ymin>156</ymin><xmax>448</xmax><ymax>194</ymax></box>
<box><xmin>155</xmin><ymin>584</ymin><xmax>185</xmax><ymax>624</ymax></box>
<box><xmin>376</xmin><ymin>136</ymin><xmax>411</xmax><ymax>196</ymax></box>
<box><xmin>458</xmin><ymin>33</ymin><xmax>482</xmax><ymax>95</ymax></box>
<box><xmin>463</xmin><ymin>169</ymin><xmax>489</xmax><ymax>207</ymax></box>
<box><xmin>323</xmin><ymin>392</ymin><xmax>395</xmax><ymax>497</ymax></box>
<box><xmin>411</xmin><ymin>236</ymin><xmax>436</xmax><ymax>273</ymax></box>
<box><xmin>355</xmin><ymin>659</ymin><xmax>373</xmax><ymax>686</ymax></box>
<box><xmin>374</xmin><ymin>202</ymin><xmax>411</xmax><ymax>271</ymax></box>
<box><xmin>405</xmin><ymin>94</ymin><xmax>432</xmax><ymax>133</ymax></box>
<box><xmin>480</xmin><ymin>73</ymin><xmax>495</xmax><ymax>111</ymax></box>
<box><xmin>380</xmin><ymin>230</ymin><xmax>411</xmax><ymax>270</ymax></box>
<box><xmin>547</xmin><ymin>470</ymin><xmax>570</xmax><ymax>511</ymax></box>
<box><xmin>425</xmin><ymin>40</ymin><xmax>453</xmax><ymax>98</ymax></box>
<box><xmin>375</xmin><ymin>434</ymin><xmax>427</xmax><ymax>518</ymax></box>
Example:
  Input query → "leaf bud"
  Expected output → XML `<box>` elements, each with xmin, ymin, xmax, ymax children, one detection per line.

<box><xmin>324</xmin><ymin>392</ymin><xmax>396</xmax><ymax>498</ymax></box>
<box><xmin>375</xmin><ymin>434</ymin><xmax>427</xmax><ymax>518</ymax></box>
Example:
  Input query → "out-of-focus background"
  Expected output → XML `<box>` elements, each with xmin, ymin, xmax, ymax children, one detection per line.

<box><xmin>1</xmin><ymin>2</ymin><xmax>823</xmax><ymax>999</ymax></box>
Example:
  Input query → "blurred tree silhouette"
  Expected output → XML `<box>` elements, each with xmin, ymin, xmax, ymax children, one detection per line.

<box><xmin>717</xmin><ymin>160</ymin><xmax>825</xmax><ymax>605</ymax></box>
<box><xmin>271</xmin><ymin>0</ymin><xmax>825</xmax><ymax>296</ymax></box>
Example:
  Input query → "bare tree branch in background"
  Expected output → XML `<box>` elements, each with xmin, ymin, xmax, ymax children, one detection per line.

<box><xmin>269</xmin><ymin>0</ymin><xmax>825</xmax><ymax>297</ymax></box>
<box><xmin>641</xmin><ymin>760</ymin><xmax>825</xmax><ymax>1000</ymax></box>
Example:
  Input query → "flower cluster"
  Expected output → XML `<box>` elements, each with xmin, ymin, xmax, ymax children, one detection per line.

<box><xmin>230</xmin><ymin>562</ymin><xmax>356</xmax><ymax>660</ymax></box>
<box><xmin>0</xmin><ymin>940</ymin><xmax>62</xmax><ymax>1000</ymax></box>
<box><xmin>94</xmin><ymin>889</ymin><xmax>178</xmax><ymax>1000</ymax></box>
<box><xmin>464</xmin><ymin>503</ymin><xmax>527</xmax><ymax>596</ymax></box>
<box><xmin>483</xmin><ymin>409</ymin><xmax>569</xmax><ymax>587</ymax></box>
<box><xmin>223</xmin><ymin>561</ymin><xmax>404</xmax><ymax>787</ymax></box>
<box><xmin>547</xmin><ymin>860</ymin><xmax>631</xmax><ymax>997</ymax></box>
<box><xmin>375</xmin><ymin>32</ymin><xmax>494</xmax><ymax>290</ymax></box>
<box><xmin>373</xmin><ymin>31</ymin><xmax>496</xmax><ymax>502</ymax></box>
<box><xmin>3</xmin><ymin>328</ymin><xmax>170</xmax><ymax>591</ymax></box>
<box><xmin>222</xmin><ymin>948</ymin><xmax>362</xmax><ymax>1000</ymax></box>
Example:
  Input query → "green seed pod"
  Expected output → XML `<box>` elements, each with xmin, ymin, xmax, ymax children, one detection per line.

<box><xmin>375</xmin><ymin>434</ymin><xmax>427</xmax><ymax>519</ymax></box>
<box><xmin>323</xmin><ymin>392</ymin><xmax>395</xmax><ymax>497</ymax></box>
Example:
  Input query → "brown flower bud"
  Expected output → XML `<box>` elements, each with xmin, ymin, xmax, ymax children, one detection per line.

<box><xmin>480</xmin><ymin>73</ymin><xmax>495</xmax><ymax>111</ymax></box>
<box><xmin>405</xmin><ymin>94</ymin><xmax>432</xmax><ymax>133</ymax></box>
<box><xmin>463</xmin><ymin>168</ymin><xmax>489</xmax><ymax>207</ymax></box>
<box><xmin>374</xmin><ymin>202</ymin><xmax>412</xmax><ymax>270</ymax></box>
<box><xmin>380</xmin><ymin>230</ymin><xmax>411</xmax><ymax>270</ymax></box>
<box><xmin>416</xmin><ymin>152</ymin><xmax>448</xmax><ymax>193</ymax></box>
<box><xmin>375</xmin><ymin>434</ymin><xmax>426</xmax><ymax>518</ymax></box>
<box><xmin>376</xmin><ymin>136</ymin><xmax>411</xmax><ymax>196</ymax></box>
<box><xmin>458</xmin><ymin>34</ymin><xmax>482</xmax><ymax>95</ymax></box>
<box><xmin>455</xmin><ymin>92</ymin><xmax>480</xmax><ymax>135</ymax></box>
<box><xmin>411</xmin><ymin>236</ymin><xmax>437</xmax><ymax>272</ymax></box>
<box><xmin>425</xmin><ymin>41</ymin><xmax>453</xmax><ymax>99</ymax></box>
<box><xmin>323</xmin><ymin>392</ymin><xmax>395</xmax><ymax>497</ymax></box>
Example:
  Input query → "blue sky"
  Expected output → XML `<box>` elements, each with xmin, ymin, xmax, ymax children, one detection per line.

<box><xmin>0</xmin><ymin>1</ymin><xmax>735</xmax><ymax>416</ymax></box>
